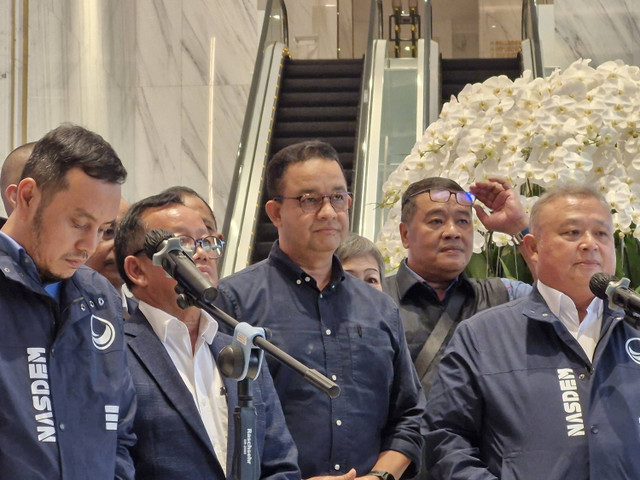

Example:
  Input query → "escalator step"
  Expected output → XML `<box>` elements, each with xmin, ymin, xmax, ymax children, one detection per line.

<box><xmin>282</xmin><ymin>77</ymin><xmax>363</xmax><ymax>93</ymax></box>
<box><xmin>442</xmin><ymin>69</ymin><xmax>521</xmax><ymax>83</ymax></box>
<box><xmin>285</xmin><ymin>60</ymin><xmax>364</xmax><ymax>79</ymax></box>
<box><xmin>339</xmin><ymin>152</ymin><xmax>354</xmax><ymax>170</ymax></box>
<box><xmin>274</xmin><ymin>121</ymin><xmax>357</xmax><ymax>138</ymax></box>
<box><xmin>279</xmin><ymin>91</ymin><xmax>361</xmax><ymax>107</ymax></box>
<box><xmin>251</xmin><ymin>241</ymin><xmax>274</xmax><ymax>264</ymax></box>
<box><xmin>271</xmin><ymin>136</ymin><xmax>356</xmax><ymax>153</ymax></box>
<box><xmin>441</xmin><ymin>57</ymin><xmax>520</xmax><ymax>70</ymax></box>
<box><xmin>277</xmin><ymin>106</ymin><xmax>359</xmax><ymax>122</ymax></box>
<box><xmin>254</xmin><ymin>222</ymin><xmax>277</xmax><ymax>241</ymax></box>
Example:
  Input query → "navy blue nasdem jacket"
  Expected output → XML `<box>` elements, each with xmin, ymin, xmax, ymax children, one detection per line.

<box><xmin>0</xmin><ymin>235</ymin><xmax>137</xmax><ymax>480</ymax></box>
<box><xmin>425</xmin><ymin>287</ymin><xmax>640</xmax><ymax>479</ymax></box>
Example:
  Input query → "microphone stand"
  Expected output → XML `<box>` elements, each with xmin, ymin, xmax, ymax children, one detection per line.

<box><xmin>174</xmin><ymin>286</ymin><xmax>340</xmax><ymax>480</ymax></box>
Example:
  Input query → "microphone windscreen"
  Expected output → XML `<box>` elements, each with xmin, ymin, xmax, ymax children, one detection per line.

<box><xmin>589</xmin><ymin>272</ymin><xmax>617</xmax><ymax>299</ymax></box>
<box><xmin>143</xmin><ymin>228</ymin><xmax>175</xmax><ymax>260</ymax></box>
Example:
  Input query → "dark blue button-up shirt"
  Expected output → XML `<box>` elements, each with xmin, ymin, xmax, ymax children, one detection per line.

<box><xmin>214</xmin><ymin>242</ymin><xmax>424</xmax><ymax>478</ymax></box>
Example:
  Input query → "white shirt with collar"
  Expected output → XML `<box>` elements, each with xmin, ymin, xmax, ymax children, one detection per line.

<box><xmin>138</xmin><ymin>301</ymin><xmax>229</xmax><ymax>473</ymax></box>
<box><xmin>537</xmin><ymin>281</ymin><xmax>603</xmax><ymax>362</ymax></box>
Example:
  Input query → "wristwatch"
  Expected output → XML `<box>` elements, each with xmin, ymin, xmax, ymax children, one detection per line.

<box><xmin>369</xmin><ymin>471</ymin><xmax>395</xmax><ymax>480</ymax></box>
<box><xmin>511</xmin><ymin>226</ymin><xmax>530</xmax><ymax>247</ymax></box>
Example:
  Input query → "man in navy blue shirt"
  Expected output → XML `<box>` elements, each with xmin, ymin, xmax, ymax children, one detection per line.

<box><xmin>214</xmin><ymin>140</ymin><xmax>424</xmax><ymax>480</ymax></box>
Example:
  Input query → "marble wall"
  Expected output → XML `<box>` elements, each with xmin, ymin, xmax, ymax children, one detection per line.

<box><xmin>0</xmin><ymin>0</ymin><xmax>259</xmax><ymax>224</ymax></box>
<box><xmin>553</xmin><ymin>0</ymin><xmax>640</xmax><ymax>69</ymax></box>
<box><xmin>132</xmin><ymin>0</ymin><xmax>258</xmax><ymax>224</ymax></box>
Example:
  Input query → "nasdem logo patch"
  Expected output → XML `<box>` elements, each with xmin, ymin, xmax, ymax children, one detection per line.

<box><xmin>625</xmin><ymin>338</ymin><xmax>640</xmax><ymax>365</ymax></box>
<box><xmin>91</xmin><ymin>315</ymin><xmax>115</xmax><ymax>351</ymax></box>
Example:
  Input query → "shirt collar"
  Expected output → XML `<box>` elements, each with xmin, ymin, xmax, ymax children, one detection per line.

<box><xmin>537</xmin><ymin>280</ymin><xmax>603</xmax><ymax>326</ymax></box>
<box><xmin>397</xmin><ymin>258</ymin><xmax>465</xmax><ymax>301</ymax></box>
<box><xmin>268</xmin><ymin>240</ymin><xmax>345</xmax><ymax>289</ymax></box>
<box><xmin>138</xmin><ymin>300</ymin><xmax>218</xmax><ymax>345</ymax></box>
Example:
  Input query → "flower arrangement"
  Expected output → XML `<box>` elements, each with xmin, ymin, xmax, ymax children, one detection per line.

<box><xmin>377</xmin><ymin>59</ymin><xmax>640</xmax><ymax>282</ymax></box>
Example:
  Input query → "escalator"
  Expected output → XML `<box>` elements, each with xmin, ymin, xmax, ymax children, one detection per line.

<box><xmin>220</xmin><ymin>0</ymin><xmax>544</xmax><ymax>278</ymax></box>
<box><xmin>440</xmin><ymin>57</ymin><xmax>522</xmax><ymax>106</ymax></box>
<box><xmin>251</xmin><ymin>58</ymin><xmax>364</xmax><ymax>263</ymax></box>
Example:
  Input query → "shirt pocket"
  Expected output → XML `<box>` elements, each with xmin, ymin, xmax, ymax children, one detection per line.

<box><xmin>347</xmin><ymin>325</ymin><xmax>395</xmax><ymax>389</ymax></box>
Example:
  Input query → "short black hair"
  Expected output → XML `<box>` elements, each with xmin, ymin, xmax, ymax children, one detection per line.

<box><xmin>401</xmin><ymin>177</ymin><xmax>465</xmax><ymax>223</ymax></box>
<box><xmin>114</xmin><ymin>192</ymin><xmax>183</xmax><ymax>289</ymax></box>
<box><xmin>266</xmin><ymin>140</ymin><xmax>345</xmax><ymax>198</ymax></box>
<box><xmin>23</xmin><ymin>124</ymin><xmax>126</xmax><ymax>206</ymax></box>
<box><xmin>162</xmin><ymin>185</ymin><xmax>217</xmax><ymax>230</ymax></box>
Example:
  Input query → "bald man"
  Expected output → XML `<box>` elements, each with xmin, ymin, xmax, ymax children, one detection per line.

<box><xmin>1</xmin><ymin>142</ymin><xmax>36</xmax><ymax>219</ymax></box>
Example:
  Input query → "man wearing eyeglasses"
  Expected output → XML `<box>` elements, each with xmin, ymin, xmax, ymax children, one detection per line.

<box><xmin>114</xmin><ymin>192</ymin><xmax>298</xmax><ymax>480</ymax></box>
<box><xmin>214</xmin><ymin>140</ymin><xmax>424</xmax><ymax>480</ymax></box>
<box><xmin>386</xmin><ymin>176</ymin><xmax>532</xmax><ymax>401</ymax></box>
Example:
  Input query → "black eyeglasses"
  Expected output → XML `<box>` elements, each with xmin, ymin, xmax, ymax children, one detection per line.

<box><xmin>273</xmin><ymin>192</ymin><xmax>353</xmax><ymax>214</ymax></box>
<box><xmin>176</xmin><ymin>235</ymin><xmax>225</xmax><ymax>259</ymax></box>
<box><xmin>131</xmin><ymin>235</ymin><xmax>225</xmax><ymax>259</ymax></box>
<box><xmin>404</xmin><ymin>188</ymin><xmax>476</xmax><ymax>206</ymax></box>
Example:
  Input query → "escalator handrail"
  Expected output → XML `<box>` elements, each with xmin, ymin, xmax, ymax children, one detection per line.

<box><xmin>220</xmin><ymin>0</ymin><xmax>288</xmax><ymax>273</ymax></box>
<box><xmin>521</xmin><ymin>0</ymin><xmax>544</xmax><ymax>77</ymax></box>
<box><xmin>422</xmin><ymin>0</ymin><xmax>432</xmax><ymax>128</ymax></box>
<box><xmin>351</xmin><ymin>0</ymin><xmax>383</xmax><ymax>232</ymax></box>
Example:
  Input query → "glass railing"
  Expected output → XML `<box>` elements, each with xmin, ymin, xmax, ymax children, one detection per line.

<box><xmin>522</xmin><ymin>0</ymin><xmax>544</xmax><ymax>77</ymax></box>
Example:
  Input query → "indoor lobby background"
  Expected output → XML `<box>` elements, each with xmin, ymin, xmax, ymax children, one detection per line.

<box><xmin>1</xmin><ymin>0</ymin><xmax>638</xmax><ymax>225</ymax></box>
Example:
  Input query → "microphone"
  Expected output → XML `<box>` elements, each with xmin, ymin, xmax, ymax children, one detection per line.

<box><xmin>589</xmin><ymin>272</ymin><xmax>640</xmax><ymax>322</ymax></box>
<box><xmin>143</xmin><ymin>228</ymin><xmax>218</xmax><ymax>304</ymax></box>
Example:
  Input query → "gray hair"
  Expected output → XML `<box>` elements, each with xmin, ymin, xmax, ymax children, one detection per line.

<box><xmin>529</xmin><ymin>183</ymin><xmax>611</xmax><ymax>234</ymax></box>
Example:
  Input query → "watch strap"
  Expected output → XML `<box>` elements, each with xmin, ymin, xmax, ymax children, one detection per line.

<box><xmin>369</xmin><ymin>471</ymin><xmax>395</xmax><ymax>480</ymax></box>
<box><xmin>511</xmin><ymin>226</ymin><xmax>530</xmax><ymax>246</ymax></box>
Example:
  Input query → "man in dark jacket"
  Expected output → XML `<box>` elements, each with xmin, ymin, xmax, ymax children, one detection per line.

<box><xmin>0</xmin><ymin>125</ymin><xmax>136</xmax><ymax>479</ymax></box>
<box><xmin>425</xmin><ymin>184</ymin><xmax>640</xmax><ymax>479</ymax></box>
<box><xmin>114</xmin><ymin>192</ymin><xmax>300</xmax><ymax>480</ymax></box>
<box><xmin>385</xmin><ymin>176</ymin><xmax>532</xmax><ymax>396</ymax></box>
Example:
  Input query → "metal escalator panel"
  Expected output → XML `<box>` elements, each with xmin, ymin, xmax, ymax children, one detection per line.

<box><xmin>219</xmin><ymin>43</ymin><xmax>288</xmax><ymax>278</ymax></box>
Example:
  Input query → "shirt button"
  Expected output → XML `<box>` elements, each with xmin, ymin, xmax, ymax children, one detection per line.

<box><xmin>541</xmin><ymin>313</ymin><xmax>548</xmax><ymax>317</ymax></box>
<box><xmin>89</xmin><ymin>300</ymin><xmax>95</xmax><ymax>308</ymax></box>
<box><xmin>296</xmin><ymin>279</ymin><xmax>302</xmax><ymax>285</ymax></box>
<box><xmin>59</xmin><ymin>423</ymin><xmax>66</xmax><ymax>431</ymax></box>
<box><xmin>334</xmin><ymin>465</ymin><xmax>340</xmax><ymax>471</ymax></box>
<box><xmin>305</xmin><ymin>276</ymin><xmax>311</xmax><ymax>282</ymax></box>
<box><xmin>80</xmin><ymin>303</ymin><xmax>86</xmax><ymax>311</ymax></box>
<box><xmin>325</xmin><ymin>329</ymin><xmax>332</xmax><ymax>335</ymax></box>
<box><xmin>590</xmin><ymin>425</ymin><xmax>599</xmax><ymax>434</ymax></box>
<box><xmin>319</xmin><ymin>293</ymin><xmax>323</xmax><ymax>299</ymax></box>
<box><xmin>331</xmin><ymin>374</ymin><xmax>337</xmax><ymax>381</ymax></box>
<box><xmin>579</xmin><ymin>373</ymin><xmax>586</xmax><ymax>380</ymax></box>
<box><xmin>3</xmin><ymin>267</ymin><xmax>9</xmax><ymax>273</ymax></box>
<box><xmin>98</xmin><ymin>297</ymin><xmax>104</xmax><ymax>306</ymax></box>
<box><xmin>336</xmin><ymin>419</ymin><xmax>342</xmax><ymax>426</ymax></box>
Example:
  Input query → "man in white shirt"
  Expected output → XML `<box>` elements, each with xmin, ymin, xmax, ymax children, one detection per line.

<box><xmin>114</xmin><ymin>192</ymin><xmax>299</xmax><ymax>480</ymax></box>
<box><xmin>424</xmin><ymin>183</ymin><xmax>640</xmax><ymax>479</ymax></box>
